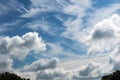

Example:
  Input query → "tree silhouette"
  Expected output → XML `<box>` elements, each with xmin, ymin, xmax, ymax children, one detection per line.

<box><xmin>102</xmin><ymin>70</ymin><xmax>120</xmax><ymax>80</ymax></box>
<box><xmin>0</xmin><ymin>72</ymin><xmax>30</xmax><ymax>80</ymax></box>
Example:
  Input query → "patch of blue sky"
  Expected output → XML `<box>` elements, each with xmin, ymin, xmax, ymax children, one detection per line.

<box><xmin>117</xmin><ymin>10</ymin><xmax>120</xmax><ymax>14</ymax></box>
<box><xmin>13</xmin><ymin>52</ymin><xmax>36</xmax><ymax>68</ymax></box>
<box><xmin>60</xmin><ymin>38</ymin><xmax>87</xmax><ymax>55</ymax></box>
<box><xmin>20</xmin><ymin>12</ymin><xmax>76</xmax><ymax>42</ymax></box>
<box><xmin>13</xmin><ymin>59</ymin><xmax>26</xmax><ymax>68</ymax></box>
<box><xmin>13</xmin><ymin>51</ymin><xmax>43</xmax><ymax>68</ymax></box>
<box><xmin>18</xmin><ymin>0</ymin><xmax>31</xmax><ymax>9</ymax></box>
<box><xmin>81</xmin><ymin>7</ymin><xmax>95</xmax><ymax>28</ymax></box>
<box><xmin>0</xmin><ymin>11</ymin><xmax>21</xmax><ymax>24</ymax></box>
<box><xmin>56</xmin><ymin>54</ymin><xmax>70</xmax><ymax>59</ymax></box>
<box><xmin>92</xmin><ymin>0</ymin><xmax>120</xmax><ymax>8</ymax></box>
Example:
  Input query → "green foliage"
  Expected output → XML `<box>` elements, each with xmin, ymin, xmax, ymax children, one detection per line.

<box><xmin>102</xmin><ymin>70</ymin><xmax>120</xmax><ymax>80</ymax></box>
<box><xmin>0</xmin><ymin>72</ymin><xmax>30</xmax><ymax>80</ymax></box>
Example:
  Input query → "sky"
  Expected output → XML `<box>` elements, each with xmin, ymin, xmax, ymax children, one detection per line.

<box><xmin>0</xmin><ymin>0</ymin><xmax>120</xmax><ymax>80</ymax></box>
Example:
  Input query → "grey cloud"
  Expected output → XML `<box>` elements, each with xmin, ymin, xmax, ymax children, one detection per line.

<box><xmin>92</xmin><ymin>29</ymin><xmax>115</xmax><ymax>40</ymax></box>
<box><xmin>0</xmin><ymin>55</ymin><xmax>13</xmax><ymax>73</ymax></box>
<box><xmin>73</xmin><ymin>62</ymin><xmax>102</xmax><ymax>80</ymax></box>
<box><xmin>79</xmin><ymin>63</ymin><xmax>99</xmax><ymax>76</ymax></box>
<box><xmin>36</xmin><ymin>68</ymin><xmax>68</xmax><ymax>80</ymax></box>
<box><xmin>109</xmin><ymin>47</ymin><xmax>120</xmax><ymax>71</ymax></box>
<box><xmin>19</xmin><ymin>48</ymin><xmax>120</xmax><ymax>80</ymax></box>
<box><xmin>24</xmin><ymin>58</ymin><xmax>59</xmax><ymax>72</ymax></box>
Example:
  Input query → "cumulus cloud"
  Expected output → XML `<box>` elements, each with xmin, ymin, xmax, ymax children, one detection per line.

<box><xmin>72</xmin><ymin>46</ymin><xmax>120</xmax><ymax>80</ymax></box>
<box><xmin>0</xmin><ymin>55</ymin><xmax>13</xmax><ymax>73</ymax></box>
<box><xmin>36</xmin><ymin>68</ymin><xmax>68</xmax><ymax>80</ymax></box>
<box><xmin>109</xmin><ymin>47</ymin><xmax>120</xmax><ymax>71</ymax></box>
<box><xmin>23</xmin><ymin>58</ymin><xmax>59</xmax><ymax>72</ymax></box>
<box><xmin>16</xmin><ymin>46</ymin><xmax>120</xmax><ymax>80</ymax></box>
<box><xmin>87</xmin><ymin>14</ymin><xmax>120</xmax><ymax>56</ymax></box>
<box><xmin>0</xmin><ymin>32</ymin><xmax>46</xmax><ymax>60</ymax></box>
<box><xmin>73</xmin><ymin>62</ymin><xmax>102</xmax><ymax>80</ymax></box>
<box><xmin>34</xmin><ymin>62</ymin><xmax>105</xmax><ymax>80</ymax></box>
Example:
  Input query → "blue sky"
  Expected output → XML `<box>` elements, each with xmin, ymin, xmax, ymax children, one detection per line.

<box><xmin>0</xmin><ymin>0</ymin><xmax>120</xmax><ymax>80</ymax></box>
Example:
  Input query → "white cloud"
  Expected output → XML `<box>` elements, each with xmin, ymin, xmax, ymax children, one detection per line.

<box><xmin>23</xmin><ymin>58</ymin><xmax>59</xmax><ymax>72</ymax></box>
<box><xmin>44</xmin><ymin>43</ymin><xmax>81</xmax><ymax>58</ymax></box>
<box><xmin>109</xmin><ymin>47</ymin><xmax>120</xmax><ymax>71</ymax></box>
<box><xmin>0</xmin><ymin>20</ymin><xmax>22</xmax><ymax>28</ymax></box>
<box><xmin>34</xmin><ymin>62</ymin><xmax>107</xmax><ymax>80</ymax></box>
<box><xmin>0</xmin><ymin>32</ymin><xmax>46</xmax><ymax>60</ymax></box>
<box><xmin>0</xmin><ymin>55</ymin><xmax>13</xmax><ymax>73</ymax></box>
<box><xmin>87</xmin><ymin>14</ymin><xmax>120</xmax><ymax>56</ymax></box>
<box><xmin>0</xmin><ymin>20</ymin><xmax>22</xmax><ymax>33</ymax></box>
<box><xmin>14</xmin><ymin>46</ymin><xmax>120</xmax><ymax>80</ymax></box>
<box><xmin>87</xmin><ymin>4</ymin><xmax>120</xmax><ymax>27</ymax></box>
<box><xmin>61</xmin><ymin>0</ymin><xmax>92</xmax><ymax>43</ymax></box>
<box><xmin>61</xmin><ymin>2</ymin><xmax>120</xmax><ymax>46</ymax></box>
<box><xmin>21</xmin><ymin>8</ymin><xmax>44</xmax><ymax>18</ymax></box>
<box><xmin>36</xmin><ymin>68</ymin><xmax>69</xmax><ymax>80</ymax></box>
<box><xmin>23</xmin><ymin>20</ymin><xmax>56</xmax><ymax>35</ymax></box>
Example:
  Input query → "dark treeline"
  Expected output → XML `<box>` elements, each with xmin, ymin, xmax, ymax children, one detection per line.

<box><xmin>102</xmin><ymin>70</ymin><xmax>120</xmax><ymax>80</ymax></box>
<box><xmin>1</xmin><ymin>70</ymin><xmax>120</xmax><ymax>80</ymax></box>
<box><xmin>0</xmin><ymin>72</ymin><xmax>30</xmax><ymax>80</ymax></box>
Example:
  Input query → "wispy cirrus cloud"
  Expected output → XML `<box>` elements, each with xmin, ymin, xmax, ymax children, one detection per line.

<box><xmin>21</xmin><ymin>0</ymin><xmax>68</xmax><ymax>18</ymax></box>
<box><xmin>23</xmin><ymin>20</ymin><xmax>58</xmax><ymax>35</ymax></box>
<box><xmin>0</xmin><ymin>20</ymin><xmax>22</xmax><ymax>33</ymax></box>
<box><xmin>87</xmin><ymin>3</ymin><xmax>120</xmax><ymax>27</ymax></box>
<box><xmin>0</xmin><ymin>0</ymin><xmax>23</xmax><ymax>15</ymax></box>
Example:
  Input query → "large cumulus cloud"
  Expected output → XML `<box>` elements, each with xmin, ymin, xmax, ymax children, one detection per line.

<box><xmin>0</xmin><ymin>32</ymin><xmax>46</xmax><ymax>60</ymax></box>
<box><xmin>87</xmin><ymin>14</ymin><xmax>120</xmax><ymax>56</ymax></box>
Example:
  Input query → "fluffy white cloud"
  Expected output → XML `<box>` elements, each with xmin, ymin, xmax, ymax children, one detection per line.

<box><xmin>87</xmin><ymin>14</ymin><xmax>120</xmax><ymax>56</ymax></box>
<box><xmin>0</xmin><ymin>55</ymin><xmax>13</xmax><ymax>73</ymax></box>
<box><xmin>36</xmin><ymin>68</ymin><xmax>69</xmax><ymax>80</ymax></box>
<box><xmin>23</xmin><ymin>58</ymin><xmax>59</xmax><ymax>71</ymax></box>
<box><xmin>0</xmin><ymin>32</ymin><xmax>46</xmax><ymax>60</ymax></box>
